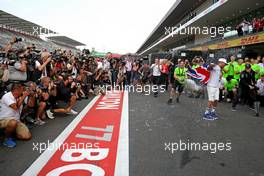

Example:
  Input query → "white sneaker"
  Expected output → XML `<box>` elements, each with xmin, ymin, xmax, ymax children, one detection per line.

<box><xmin>46</xmin><ymin>110</ymin><xmax>55</xmax><ymax>119</ymax></box>
<box><xmin>34</xmin><ymin>119</ymin><xmax>46</xmax><ymax>126</ymax></box>
<box><xmin>67</xmin><ymin>109</ymin><xmax>78</xmax><ymax>115</ymax></box>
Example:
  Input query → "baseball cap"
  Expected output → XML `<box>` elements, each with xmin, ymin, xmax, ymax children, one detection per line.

<box><xmin>218</xmin><ymin>58</ymin><xmax>227</xmax><ymax>64</ymax></box>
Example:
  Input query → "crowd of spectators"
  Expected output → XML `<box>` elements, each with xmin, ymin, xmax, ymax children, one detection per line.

<box><xmin>236</xmin><ymin>17</ymin><xmax>264</xmax><ymax>36</ymax></box>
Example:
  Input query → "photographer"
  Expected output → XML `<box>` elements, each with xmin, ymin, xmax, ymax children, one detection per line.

<box><xmin>0</xmin><ymin>83</ymin><xmax>31</xmax><ymax>148</ymax></box>
<box><xmin>23</xmin><ymin>80</ymin><xmax>53</xmax><ymax>126</ymax></box>
<box><xmin>94</xmin><ymin>68</ymin><xmax>107</xmax><ymax>95</ymax></box>
<box><xmin>0</xmin><ymin>63</ymin><xmax>9</xmax><ymax>97</ymax></box>
<box><xmin>3</xmin><ymin>37</ymin><xmax>20</xmax><ymax>53</ymax></box>
<box><xmin>2</xmin><ymin>37</ymin><xmax>28</xmax><ymax>82</ymax></box>
<box><xmin>51</xmin><ymin>75</ymin><xmax>78</xmax><ymax>115</ymax></box>
<box><xmin>75</xmin><ymin>75</ymin><xmax>88</xmax><ymax>100</ymax></box>
<box><xmin>79</xmin><ymin>68</ymin><xmax>93</xmax><ymax>97</ymax></box>
<box><xmin>38</xmin><ymin>77</ymin><xmax>58</xmax><ymax>119</ymax></box>
<box><xmin>8</xmin><ymin>58</ymin><xmax>28</xmax><ymax>81</ymax></box>
<box><xmin>34</xmin><ymin>52</ymin><xmax>52</xmax><ymax>82</ymax></box>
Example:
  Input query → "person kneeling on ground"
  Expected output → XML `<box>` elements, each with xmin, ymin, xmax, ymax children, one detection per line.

<box><xmin>51</xmin><ymin>75</ymin><xmax>78</xmax><ymax>115</ymax></box>
<box><xmin>21</xmin><ymin>82</ymin><xmax>49</xmax><ymax>126</ymax></box>
<box><xmin>0</xmin><ymin>83</ymin><xmax>31</xmax><ymax>148</ymax></box>
<box><xmin>37</xmin><ymin>77</ymin><xmax>57</xmax><ymax>120</ymax></box>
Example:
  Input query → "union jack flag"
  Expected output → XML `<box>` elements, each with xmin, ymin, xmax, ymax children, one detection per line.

<box><xmin>187</xmin><ymin>64</ymin><xmax>210</xmax><ymax>84</ymax></box>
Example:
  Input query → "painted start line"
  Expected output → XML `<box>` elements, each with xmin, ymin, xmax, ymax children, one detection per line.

<box><xmin>23</xmin><ymin>91</ymin><xmax>129</xmax><ymax>176</ymax></box>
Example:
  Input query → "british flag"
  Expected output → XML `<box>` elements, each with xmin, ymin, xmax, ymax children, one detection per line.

<box><xmin>187</xmin><ymin>65</ymin><xmax>210</xmax><ymax>84</ymax></box>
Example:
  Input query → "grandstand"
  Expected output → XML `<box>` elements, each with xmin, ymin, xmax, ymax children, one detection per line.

<box><xmin>0</xmin><ymin>10</ymin><xmax>85</xmax><ymax>52</ymax></box>
<box><xmin>137</xmin><ymin>0</ymin><xmax>264</xmax><ymax>59</ymax></box>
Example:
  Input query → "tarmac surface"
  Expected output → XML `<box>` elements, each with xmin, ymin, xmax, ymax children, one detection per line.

<box><xmin>1</xmin><ymin>91</ymin><xmax>264</xmax><ymax>176</ymax></box>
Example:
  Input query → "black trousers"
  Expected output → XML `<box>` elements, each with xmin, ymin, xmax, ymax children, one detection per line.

<box><xmin>152</xmin><ymin>76</ymin><xmax>160</xmax><ymax>95</ymax></box>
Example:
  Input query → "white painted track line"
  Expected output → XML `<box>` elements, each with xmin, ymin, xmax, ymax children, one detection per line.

<box><xmin>114</xmin><ymin>91</ymin><xmax>129</xmax><ymax>176</ymax></box>
<box><xmin>22</xmin><ymin>96</ymin><xmax>101</xmax><ymax>176</ymax></box>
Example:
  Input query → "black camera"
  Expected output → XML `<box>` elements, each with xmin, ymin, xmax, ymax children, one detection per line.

<box><xmin>14</xmin><ymin>37</ymin><xmax>23</xmax><ymax>43</ymax></box>
<box><xmin>52</xmin><ymin>53</ymin><xmax>61</xmax><ymax>60</ymax></box>
<box><xmin>0</xmin><ymin>52</ymin><xmax>6</xmax><ymax>64</ymax></box>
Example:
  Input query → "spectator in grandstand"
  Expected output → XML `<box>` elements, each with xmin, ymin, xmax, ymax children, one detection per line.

<box><xmin>252</xmin><ymin>18</ymin><xmax>263</xmax><ymax>33</ymax></box>
<box><xmin>236</xmin><ymin>23</ymin><xmax>244</xmax><ymax>37</ymax></box>
<box><xmin>203</xmin><ymin>58</ymin><xmax>227</xmax><ymax>120</ymax></box>
<box><xmin>252</xmin><ymin>18</ymin><xmax>257</xmax><ymax>33</ymax></box>
<box><xmin>167</xmin><ymin>60</ymin><xmax>188</xmax><ymax>104</ymax></box>
<box><xmin>259</xmin><ymin>18</ymin><xmax>264</xmax><ymax>32</ymax></box>
<box><xmin>239</xmin><ymin>64</ymin><xmax>256</xmax><ymax>109</ymax></box>
<box><xmin>0</xmin><ymin>83</ymin><xmax>31</xmax><ymax>148</ymax></box>
<box><xmin>240</xmin><ymin>19</ymin><xmax>251</xmax><ymax>35</ymax></box>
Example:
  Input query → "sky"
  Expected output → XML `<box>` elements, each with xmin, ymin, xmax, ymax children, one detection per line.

<box><xmin>0</xmin><ymin>0</ymin><xmax>175</xmax><ymax>54</ymax></box>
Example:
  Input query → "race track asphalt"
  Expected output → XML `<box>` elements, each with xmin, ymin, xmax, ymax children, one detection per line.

<box><xmin>1</xmin><ymin>91</ymin><xmax>264</xmax><ymax>176</ymax></box>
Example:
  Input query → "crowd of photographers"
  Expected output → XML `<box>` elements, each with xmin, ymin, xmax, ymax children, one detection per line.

<box><xmin>0</xmin><ymin>37</ymin><xmax>133</xmax><ymax>148</ymax></box>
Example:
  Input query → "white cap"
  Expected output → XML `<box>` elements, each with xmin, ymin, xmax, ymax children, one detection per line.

<box><xmin>218</xmin><ymin>58</ymin><xmax>227</xmax><ymax>64</ymax></box>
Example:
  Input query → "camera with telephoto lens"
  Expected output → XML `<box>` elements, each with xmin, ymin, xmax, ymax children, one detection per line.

<box><xmin>0</xmin><ymin>49</ymin><xmax>23</xmax><ymax>66</ymax></box>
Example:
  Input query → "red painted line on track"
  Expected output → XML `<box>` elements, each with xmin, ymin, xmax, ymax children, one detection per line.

<box><xmin>34</xmin><ymin>91</ymin><xmax>124</xmax><ymax>176</ymax></box>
